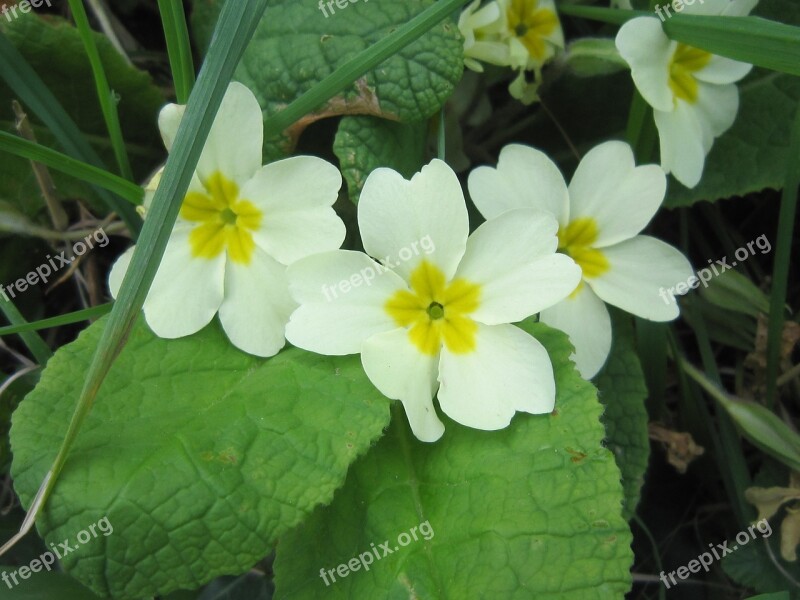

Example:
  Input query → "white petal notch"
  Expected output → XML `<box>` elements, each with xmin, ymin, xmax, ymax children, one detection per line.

<box><xmin>287</xmin><ymin>159</ymin><xmax>581</xmax><ymax>442</ymax></box>
<box><xmin>469</xmin><ymin>141</ymin><xmax>693</xmax><ymax>379</ymax></box>
<box><xmin>108</xmin><ymin>82</ymin><xmax>346</xmax><ymax>357</ymax></box>
<box><xmin>615</xmin><ymin>5</ymin><xmax>757</xmax><ymax>188</ymax></box>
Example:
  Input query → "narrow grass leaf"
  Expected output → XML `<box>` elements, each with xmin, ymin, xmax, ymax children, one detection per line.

<box><xmin>0</xmin><ymin>295</ymin><xmax>51</xmax><ymax>365</ymax></box>
<box><xmin>0</xmin><ymin>304</ymin><xmax>112</xmax><ymax>337</ymax></box>
<box><xmin>158</xmin><ymin>0</ymin><xmax>195</xmax><ymax>104</ymax></box>
<box><xmin>67</xmin><ymin>0</ymin><xmax>133</xmax><ymax>180</ymax></box>
<box><xmin>0</xmin><ymin>132</ymin><xmax>143</xmax><ymax>204</ymax></box>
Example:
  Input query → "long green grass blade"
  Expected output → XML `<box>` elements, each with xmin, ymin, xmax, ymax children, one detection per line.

<box><xmin>0</xmin><ymin>131</ymin><xmax>143</xmax><ymax>204</ymax></box>
<box><xmin>67</xmin><ymin>0</ymin><xmax>133</xmax><ymax>181</ymax></box>
<box><xmin>557</xmin><ymin>4</ymin><xmax>800</xmax><ymax>76</ymax></box>
<box><xmin>765</xmin><ymin>103</ymin><xmax>800</xmax><ymax>408</ymax></box>
<box><xmin>0</xmin><ymin>304</ymin><xmax>111</xmax><ymax>337</ymax></box>
<box><xmin>0</xmin><ymin>33</ymin><xmax>141</xmax><ymax>234</ymax></box>
<box><xmin>0</xmin><ymin>295</ymin><xmax>51</xmax><ymax>365</ymax></box>
<box><xmin>158</xmin><ymin>0</ymin><xmax>196</xmax><ymax>104</ymax></box>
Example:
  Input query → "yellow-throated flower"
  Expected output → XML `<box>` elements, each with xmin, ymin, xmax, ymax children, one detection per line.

<box><xmin>469</xmin><ymin>142</ymin><xmax>693</xmax><ymax>378</ymax></box>
<box><xmin>109</xmin><ymin>82</ymin><xmax>345</xmax><ymax>357</ymax></box>
<box><xmin>615</xmin><ymin>0</ymin><xmax>757</xmax><ymax>187</ymax></box>
<box><xmin>285</xmin><ymin>160</ymin><xmax>581</xmax><ymax>442</ymax></box>
<box><xmin>459</xmin><ymin>0</ymin><xmax>563</xmax><ymax>102</ymax></box>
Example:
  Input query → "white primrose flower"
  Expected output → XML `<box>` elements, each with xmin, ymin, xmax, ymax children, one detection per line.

<box><xmin>109</xmin><ymin>82</ymin><xmax>346</xmax><ymax>357</ymax></box>
<box><xmin>285</xmin><ymin>160</ymin><xmax>582</xmax><ymax>442</ymax></box>
<box><xmin>459</xmin><ymin>0</ymin><xmax>564</xmax><ymax>102</ymax></box>
<box><xmin>459</xmin><ymin>0</ymin><xmax>509</xmax><ymax>73</ymax></box>
<box><xmin>615</xmin><ymin>0</ymin><xmax>758</xmax><ymax>188</ymax></box>
<box><xmin>499</xmin><ymin>0</ymin><xmax>564</xmax><ymax>71</ymax></box>
<box><xmin>468</xmin><ymin>142</ymin><xmax>694</xmax><ymax>379</ymax></box>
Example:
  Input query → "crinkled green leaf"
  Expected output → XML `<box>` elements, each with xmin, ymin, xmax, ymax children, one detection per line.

<box><xmin>0</xmin><ymin>13</ymin><xmax>164</xmax><ymax>215</ymax></box>
<box><xmin>334</xmin><ymin>116</ymin><xmax>428</xmax><ymax>203</ymax></box>
<box><xmin>190</xmin><ymin>0</ymin><xmax>463</xmax><ymax>160</ymax></box>
<box><xmin>273</xmin><ymin>321</ymin><xmax>632</xmax><ymax>599</ymax></box>
<box><xmin>9</xmin><ymin>317</ymin><xmax>390</xmax><ymax>599</ymax></box>
<box><xmin>595</xmin><ymin>312</ymin><xmax>649</xmax><ymax>521</ymax></box>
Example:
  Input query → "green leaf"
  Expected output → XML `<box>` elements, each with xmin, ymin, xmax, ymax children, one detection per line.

<box><xmin>0</xmin><ymin>568</ymin><xmax>105</xmax><ymax>599</ymax></box>
<box><xmin>274</xmin><ymin>322</ymin><xmax>633</xmax><ymax>599</ymax></box>
<box><xmin>562</xmin><ymin>38</ymin><xmax>629</xmax><ymax>78</ymax></box>
<box><xmin>700</xmin><ymin>268</ymin><xmax>771</xmax><ymax>318</ymax></box>
<box><xmin>747</xmin><ymin>594</ymin><xmax>791</xmax><ymax>600</ymax></box>
<box><xmin>191</xmin><ymin>0</ymin><xmax>464</xmax><ymax>160</ymax></box>
<box><xmin>9</xmin><ymin>317</ymin><xmax>390</xmax><ymax>599</ymax></box>
<box><xmin>333</xmin><ymin>116</ymin><xmax>428</xmax><ymax>204</ymax></box>
<box><xmin>665</xmin><ymin>71</ymin><xmax>800</xmax><ymax>207</ymax></box>
<box><xmin>723</xmin><ymin>535</ymin><xmax>800</xmax><ymax>599</ymax></box>
<box><xmin>595</xmin><ymin>312</ymin><xmax>650</xmax><ymax>521</ymax></box>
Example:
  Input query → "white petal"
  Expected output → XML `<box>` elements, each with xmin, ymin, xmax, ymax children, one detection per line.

<box><xmin>455</xmin><ymin>209</ymin><xmax>581</xmax><ymax>324</ymax></box>
<box><xmin>724</xmin><ymin>0</ymin><xmax>759</xmax><ymax>16</ymax></box>
<box><xmin>468</xmin><ymin>144</ymin><xmax>569</xmax><ymax>224</ymax></box>
<box><xmin>361</xmin><ymin>328</ymin><xmax>444</xmax><ymax>442</ymax></box>
<box><xmin>695</xmin><ymin>55</ymin><xmax>753</xmax><ymax>85</ymax></box>
<box><xmin>285</xmin><ymin>250</ymin><xmax>407</xmax><ymax>355</ymax></box>
<box><xmin>137</xmin><ymin>226</ymin><xmax>225</xmax><ymax>338</ymax></box>
<box><xmin>654</xmin><ymin>102</ymin><xmax>706</xmax><ymax>188</ymax></box>
<box><xmin>108</xmin><ymin>245</ymin><xmax>134</xmax><ymax>299</ymax></box>
<box><xmin>218</xmin><ymin>248</ymin><xmax>295</xmax><ymax>357</ymax></box>
<box><xmin>568</xmin><ymin>141</ymin><xmax>667</xmax><ymax>247</ymax></box>
<box><xmin>683</xmin><ymin>0</ymin><xmax>756</xmax><ymax>15</ymax></box>
<box><xmin>242</xmin><ymin>156</ymin><xmax>344</xmax><ymax>265</ymax></box>
<box><xmin>539</xmin><ymin>285</ymin><xmax>612</xmax><ymax>379</ymax></box>
<box><xmin>196</xmin><ymin>82</ymin><xmax>264</xmax><ymax>186</ymax></box>
<box><xmin>157</xmin><ymin>104</ymin><xmax>185</xmax><ymax>152</ymax></box>
<box><xmin>587</xmin><ymin>235</ymin><xmax>694</xmax><ymax>321</ymax></box>
<box><xmin>359</xmin><ymin>160</ymin><xmax>469</xmax><ymax>281</ymax></box>
<box><xmin>695</xmin><ymin>82</ymin><xmax>740</xmax><ymax>141</ymax></box>
<box><xmin>437</xmin><ymin>323</ymin><xmax>555</xmax><ymax>430</ymax></box>
<box><xmin>616</xmin><ymin>18</ymin><xmax>675</xmax><ymax>112</ymax></box>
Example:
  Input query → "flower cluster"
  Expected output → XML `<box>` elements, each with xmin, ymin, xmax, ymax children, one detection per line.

<box><xmin>111</xmin><ymin>77</ymin><xmax>695</xmax><ymax>443</ymax></box>
<box><xmin>459</xmin><ymin>0</ymin><xmax>564</xmax><ymax>102</ymax></box>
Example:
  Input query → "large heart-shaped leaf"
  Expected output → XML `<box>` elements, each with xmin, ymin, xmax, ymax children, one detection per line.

<box><xmin>10</xmin><ymin>318</ymin><xmax>390</xmax><ymax>599</ymax></box>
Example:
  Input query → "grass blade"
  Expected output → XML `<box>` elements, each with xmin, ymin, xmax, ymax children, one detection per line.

<box><xmin>158</xmin><ymin>0</ymin><xmax>195</xmax><ymax>104</ymax></box>
<box><xmin>67</xmin><ymin>0</ymin><xmax>133</xmax><ymax>181</ymax></box>
<box><xmin>0</xmin><ymin>131</ymin><xmax>143</xmax><ymax>204</ymax></box>
<box><xmin>0</xmin><ymin>295</ymin><xmax>51</xmax><ymax>365</ymax></box>
<box><xmin>0</xmin><ymin>304</ymin><xmax>111</xmax><ymax>337</ymax></box>
<box><xmin>0</xmin><ymin>33</ymin><xmax>142</xmax><ymax>234</ymax></box>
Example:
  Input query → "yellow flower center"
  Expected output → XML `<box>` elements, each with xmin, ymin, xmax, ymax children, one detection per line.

<box><xmin>557</xmin><ymin>217</ymin><xmax>609</xmax><ymax>279</ymax></box>
<box><xmin>385</xmin><ymin>261</ymin><xmax>481</xmax><ymax>356</ymax></box>
<box><xmin>668</xmin><ymin>43</ymin><xmax>712</xmax><ymax>104</ymax></box>
<box><xmin>179</xmin><ymin>172</ymin><xmax>263</xmax><ymax>265</ymax></box>
<box><xmin>506</xmin><ymin>0</ymin><xmax>559</xmax><ymax>60</ymax></box>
